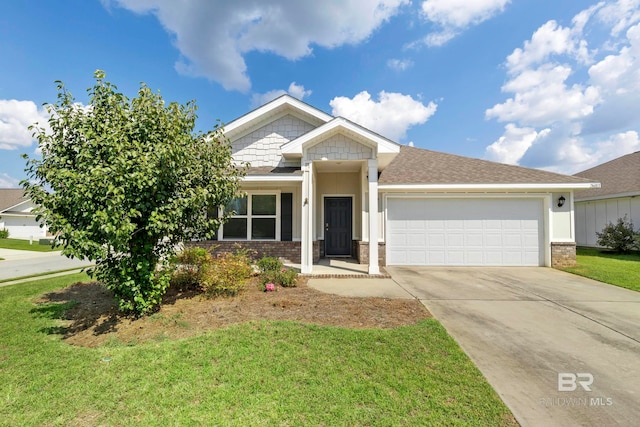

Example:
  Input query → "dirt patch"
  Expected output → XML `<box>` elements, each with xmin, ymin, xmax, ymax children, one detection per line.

<box><xmin>35</xmin><ymin>277</ymin><xmax>431</xmax><ymax>347</ymax></box>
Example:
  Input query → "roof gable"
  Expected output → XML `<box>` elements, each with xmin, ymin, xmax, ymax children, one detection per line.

<box><xmin>224</xmin><ymin>95</ymin><xmax>332</xmax><ymax>140</ymax></box>
<box><xmin>574</xmin><ymin>151</ymin><xmax>640</xmax><ymax>200</ymax></box>
<box><xmin>0</xmin><ymin>188</ymin><xmax>29</xmax><ymax>212</ymax></box>
<box><xmin>379</xmin><ymin>146</ymin><xmax>598</xmax><ymax>188</ymax></box>
<box><xmin>281</xmin><ymin>117</ymin><xmax>400</xmax><ymax>168</ymax></box>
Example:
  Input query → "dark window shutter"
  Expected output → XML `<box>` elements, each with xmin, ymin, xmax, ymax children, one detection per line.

<box><xmin>281</xmin><ymin>193</ymin><xmax>292</xmax><ymax>241</ymax></box>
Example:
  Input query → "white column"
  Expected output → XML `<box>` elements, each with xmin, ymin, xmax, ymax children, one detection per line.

<box><xmin>301</xmin><ymin>161</ymin><xmax>313</xmax><ymax>274</ymax></box>
<box><xmin>368</xmin><ymin>159</ymin><xmax>380</xmax><ymax>275</ymax></box>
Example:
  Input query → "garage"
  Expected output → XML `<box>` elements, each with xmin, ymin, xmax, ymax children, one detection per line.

<box><xmin>1</xmin><ymin>216</ymin><xmax>45</xmax><ymax>240</ymax></box>
<box><xmin>386</xmin><ymin>198</ymin><xmax>544</xmax><ymax>266</ymax></box>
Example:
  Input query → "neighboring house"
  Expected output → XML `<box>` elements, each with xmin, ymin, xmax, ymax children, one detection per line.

<box><xmin>0</xmin><ymin>188</ymin><xmax>48</xmax><ymax>240</ymax></box>
<box><xmin>574</xmin><ymin>151</ymin><xmax>640</xmax><ymax>247</ymax></box>
<box><xmin>202</xmin><ymin>95</ymin><xmax>599</xmax><ymax>273</ymax></box>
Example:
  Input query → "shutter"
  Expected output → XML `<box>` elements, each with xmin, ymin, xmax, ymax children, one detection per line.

<box><xmin>281</xmin><ymin>193</ymin><xmax>293</xmax><ymax>241</ymax></box>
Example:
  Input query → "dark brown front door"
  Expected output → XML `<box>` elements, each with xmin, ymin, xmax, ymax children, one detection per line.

<box><xmin>324</xmin><ymin>197</ymin><xmax>352</xmax><ymax>256</ymax></box>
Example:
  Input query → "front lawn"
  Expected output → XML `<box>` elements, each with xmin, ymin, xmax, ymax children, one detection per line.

<box><xmin>0</xmin><ymin>274</ymin><xmax>517</xmax><ymax>426</ymax></box>
<box><xmin>0</xmin><ymin>238</ymin><xmax>60</xmax><ymax>252</ymax></box>
<box><xmin>562</xmin><ymin>247</ymin><xmax>640</xmax><ymax>292</ymax></box>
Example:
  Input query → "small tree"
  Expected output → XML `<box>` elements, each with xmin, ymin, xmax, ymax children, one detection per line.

<box><xmin>596</xmin><ymin>216</ymin><xmax>639</xmax><ymax>253</ymax></box>
<box><xmin>23</xmin><ymin>71</ymin><xmax>245</xmax><ymax>314</ymax></box>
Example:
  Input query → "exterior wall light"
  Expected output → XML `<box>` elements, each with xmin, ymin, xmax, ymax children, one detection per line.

<box><xmin>557</xmin><ymin>195</ymin><xmax>566</xmax><ymax>207</ymax></box>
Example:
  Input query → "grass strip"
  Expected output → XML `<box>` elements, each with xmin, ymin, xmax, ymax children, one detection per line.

<box><xmin>0</xmin><ymin>238</ymin><xmax>61</xmax><ymax>252</ymax></box>
<box><xmin>561</xmin><ymin>247</ymin><xmax>640</xmax><ymax>292</ymax></box>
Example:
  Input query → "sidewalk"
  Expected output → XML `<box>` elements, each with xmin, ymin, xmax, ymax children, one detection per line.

<box><xmin>0</xmin><ymin>268</ymin><xmax>88</xmax><ymax>288</ymax></box>
<box><xmin>0</xmin><ymin>248</ymin><xmax>62</xmax><ymax>261</ymax></box>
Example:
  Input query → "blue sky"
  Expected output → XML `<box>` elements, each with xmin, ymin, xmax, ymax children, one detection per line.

<box><xmin>1</xmin><ymin>0</ymin><xmax>640</xmax><ymax>187</ymax></box>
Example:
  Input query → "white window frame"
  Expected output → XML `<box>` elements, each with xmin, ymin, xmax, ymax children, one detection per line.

<box><xmin>218</xmin><ymin>190</ymin><xmax>281</xmax><ymax>241</ymax></box>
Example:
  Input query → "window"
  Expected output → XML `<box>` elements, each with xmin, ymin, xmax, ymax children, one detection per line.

<box><xmin>222</xmin><ymin>193</ymin><xmax>279</xmax><ymax>240</ymax></box>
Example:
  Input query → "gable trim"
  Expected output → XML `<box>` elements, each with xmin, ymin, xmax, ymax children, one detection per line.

<box><xmin>0</xmin><ymin>199</ymin><xmax>32</xmax><ymax>213</ymax></box>
<box><xmin>281</xmin><ymin>117</ymin><xmax>400</xmax><ymax>157</ymax></box>
<box><xmin>224</xmin><ymin>95</ymin><xmax>332</xmax><ymax>138</ymax></box>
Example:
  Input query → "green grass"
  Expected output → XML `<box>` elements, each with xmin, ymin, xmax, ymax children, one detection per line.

<box><xmin>562</xmin><ymin>247</ymin><xmax>640</xmax><ymax>292</ymax></box>
<box><xmin>0</xmin><ymin>274</ymin><xmax>516</xmax><ymax>426</ymax></box>
<box><xmin>0</xmin><ymin>267</ymin><xmax>90</xmax><ymax>284</ymax></box>
<box><xmin>0</xmin><ymin>238</ymin><xmax>61</xmax><ymax>252</ymax></box>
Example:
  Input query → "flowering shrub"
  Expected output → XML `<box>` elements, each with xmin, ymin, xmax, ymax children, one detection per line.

<box><xmin>256</xmin><ymin>256</ymin><xmax>297</xmax><ymax>290</ymax></box>
<box><xmin>265</xmin><ymin>283</ymin><xmax>276</xmax><ymax>292</ymax></box>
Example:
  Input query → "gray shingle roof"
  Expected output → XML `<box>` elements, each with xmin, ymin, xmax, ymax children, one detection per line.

<box><xmin>0</xmin><ymin>188</ymin><xmax>28</xmax><ymax>212</ymax></box>
<box><xmin>574</xmin><ymin>151</ymin><xmax>640</xmax><ymax>200</ymax></box>
<box><xmin>246</xmin><ymin>167</ymin><xmax>302</xmax><ymax>175</ymax></box>
<box><xmin>379</xmin><ymin>145</ymin><xmax>595</xmax><ymax>185</ymax></box>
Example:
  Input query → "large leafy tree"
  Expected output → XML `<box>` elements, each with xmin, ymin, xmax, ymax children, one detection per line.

<box><xmin>24</xmin><ymin>71</ymin><xmax>245</xmax><ymax>314</ymax></box>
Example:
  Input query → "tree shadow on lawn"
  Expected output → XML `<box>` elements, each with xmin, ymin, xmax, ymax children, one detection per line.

<box><xmin>33</xmin><ymin>281</ymin><xmax>120</xmax><ymax>337</ymax></box>
<box><xmin>32</xmin><ymin>280</ymin><xmax>202</xmax><ymax>339</ymax></box>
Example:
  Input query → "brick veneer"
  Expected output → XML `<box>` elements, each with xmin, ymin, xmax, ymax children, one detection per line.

<box><xmin>551</xmin><ymin>242</ymin><xmax>577</xmax><ymax>268</ymax></box>
<box><xmin>188</xmin><ymin>240</ymin><xmax>321</xmax><ymax>264</ymax></box>
<box><xmin>355</xmin><ymin>241</ymin><xmax>386</xmax><ymax>266</ymax></box>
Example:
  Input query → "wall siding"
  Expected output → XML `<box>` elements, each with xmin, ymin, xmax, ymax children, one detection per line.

<box><xmin>231</xmin><ymin>114</ymin><xmax>314</xmax><ymax>167</ymax></box>
<box><xmin>306</xmin><ymin>134</ymin><xmax>373</xmax><ymax>161</ymax></box>
<box><xmin>575</xmin><ymin>197</ymin><xmax>640</xmax><ymax>246</ymax></box>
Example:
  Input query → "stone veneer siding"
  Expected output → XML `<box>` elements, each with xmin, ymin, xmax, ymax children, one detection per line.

<box><xmin>355</xmin><ymin>241</ymin><xmax>386</xmax><ymax>266</ymax></box>
<box><xmin>188</xmin><ymin>241</ymin><xmax>320</xmax><ymax>264</ymax></box>
<box><xmin>551</xmin><ymin>242</ymin><xmax>577</xmax><ymax>268</ymax></box>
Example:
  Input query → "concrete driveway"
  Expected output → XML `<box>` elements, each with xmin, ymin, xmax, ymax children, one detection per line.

<box><xmin>0</xmin><ymin>249</ymin><xmax>92</xmax><ymax>281</ymax></box>
<box><xmin>387</xmin><ymin>266</ymin><xmax>640</xmax><ymax>427</ymax></box>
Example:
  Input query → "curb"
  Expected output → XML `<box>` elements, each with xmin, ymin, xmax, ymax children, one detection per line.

<box><xmin>0</xmin><ymin>267</ymin><xmax>92</xmax><ymax>288</ymax></box>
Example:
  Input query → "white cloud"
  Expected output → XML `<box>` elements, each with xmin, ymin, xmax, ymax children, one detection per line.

<box><xmin>589</xmin><ymin>23</ymin><xmax>640</xmax><ymax>94</ymax></box>
<box><xmin>106</xmin><ymin>0</ymin><xmax>409</xmax><ymax>92</ymax></box>
<box><xmin>421</xmin><ymin>0</ymin><xmax>510</xmax><ymax>27</ymax></box>
<box><xmin>0</xmin><ymin>173</ymin><xmax>20</xmax><ymax>188</ymax></box>
<box><xmin>486</xmin><ymin>64</ymin><xmax>601</xmax><ymax>126</ymax></box>
<box><xmin>387</xmin><ymin>58</ymin><xmax>414</xmax><ymax>71</ymax></box>
<box><xmin>485</xmin><ymin>124</ymin><xmax>550</xmax><ymax>164</ymax></box>
<box><xmin>485</xmin><ymin>0</ymin><xmax>640</xmax><ymax>173</ymax></box>
<box><xmin>596</xmin><ymin>0</ymin><xmax>640</xmax><ymax>36</ymax></box>
<box><xmin>250</xmin><ymin>82</ymin><xmax>312</xmax><ymax>108</ymax></box>
<box><xmin>419</xmin><ymin>0</ymin><xmax>510</xmax><ymax>46</ymax></box>
<box><xmin>0</xmin><ymin>100</ymin><xmax>49</xmax><ymax>150</ymax></box>
<box><xmin>329</xmin><ymin>91</ymin><xmax>437</xmax><ymax>141</ymax></box>
<box><xmin>505</xmin><ymin>21</ymin><xmax>576</xmax><ymax>73</ymax></box>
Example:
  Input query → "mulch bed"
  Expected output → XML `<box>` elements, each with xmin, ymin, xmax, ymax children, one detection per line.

<box><xmin>35</xmin><ymin>277</ymin><xmax>431</xmax><ymax>347</ymax></box>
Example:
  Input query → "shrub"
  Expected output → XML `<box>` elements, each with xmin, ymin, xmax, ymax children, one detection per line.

<box><xmin>278</xmin><ymin>268</ymin><xmax>298</xmax><ymax>287</ymax></box>
<box><xmin>256</xmin><ymin>256</ymin><xmax>283</xmax><ymax>273</ymax></box>
<box><xmin>200</xmin><ymin>251</ymin><xmax>253</xmax><ymax>297</ymax></box>
<box><xmin>169</xmin><ymin>247</ymin><xmax>211</xmax><ymax>290</ymax></box>
<box><xmin>596</xmin><ymin>216</ymin><xmax>639</xmax><ymax>253</ymax></box>
<box><xmin>256</xmin><ymin>255</ymin><xmax>298</xmax><ymax>290</ymax></box>
<box><xmin>0</xmin><ymin>228</ymin><xmax>8</xmax><ymax>239</ymax></box>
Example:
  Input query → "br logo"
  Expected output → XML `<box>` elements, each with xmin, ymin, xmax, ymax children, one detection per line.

<box><xmin>558</xmin><ymin>373</ymin><xmax>594</xmax><ymax>391</ymax></box>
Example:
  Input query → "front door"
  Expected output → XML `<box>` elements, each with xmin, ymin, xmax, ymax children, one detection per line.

<box><xmin>324</xmin><ymin>197</ymin><xmax>352</xmax><ymax>256</ymax></box>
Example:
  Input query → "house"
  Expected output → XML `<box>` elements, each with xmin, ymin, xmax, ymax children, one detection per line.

<box><xmin>574</xmin><ymin>151</ymin><xmax>640</xmax><ymax>247</ymax></box>
<box><xmin>0</xmin><ymin>188</ymin><xmax>48</xmax><ymax>240</ymax></box>
<box><xmin>202</xmin><ymin>95</ymin><xmax>599</xmax><ymax>273</ymax></box>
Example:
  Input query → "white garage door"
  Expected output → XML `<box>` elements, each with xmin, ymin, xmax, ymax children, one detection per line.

<box><xmin>3</xmin><ymin>216</ymin><xmax>45</xmax><ymax>240</ymax></box>
<box><xmin>387</xmin><ymin>198</ymin><xmax>543</xmax><ymax>266</ymax></box>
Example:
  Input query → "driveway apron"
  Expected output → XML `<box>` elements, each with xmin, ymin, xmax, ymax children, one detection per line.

<box><xmin>388</xmin><ymin>266</ymin><xmax>640</xmax><ymax>427</ymax></box>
